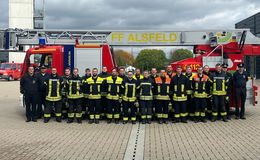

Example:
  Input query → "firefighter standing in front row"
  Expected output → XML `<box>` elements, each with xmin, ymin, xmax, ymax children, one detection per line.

<box><xmin>154</xmin><ymin>69</ymin><xmax>171</xmax><ymax>124</ymax></box>
<box><xmin>139</xmin><ymin>71</ymin><xmax>154</xmax><ymax>124</ymax></box>
<box><xmin>184</xmin><ymin>66</ymin><xmax>195</xmax><ymax>120</ymax></box>
<box><xmin>86</xmin><ymin>68</ymin><xmax>104</xmax><ymax>124</ymax></box>
<box><xmin>171</xmin><ymin>65</ymin><xmax>189</xmax><ymax>123</ymax></box>
<box><xmin>43</xmin><ymin>68</ymin><xmax>63</xmax><ymax>123</ymax></box>
<box><xmin>61</xmin><ymin>68</ymin><xmax>71</xmax><ymax>119</ymax></box>
<box><xmin>221</xmin><ymin>63</ymin><xmax>233</xmax><ymax>120</ymax></box>
<box><xmin>66</xmin><ymin>68</ymin><xmax>84</xmax><ymax>123</ymax></box>
<box><xmin>192</xmin><ymin>66</ymin><xmax>210</xmax><ymax>123</ymax></box>
<box><xmin>233</xmin><ymin>63</ymin><xmax>248</xmax><ymax>119</ymax></box>
<box><xmin>122</xmin><ymin>71</ymin><xmax>139</xmax><ymax>124</ymax></box>
<box><xmin>81</xmin><ymin>68</ymin><xmax>91</xmax><ymax>119</ymax></box>
<box><xmin>210</xmin><ymin>64</ymin><xmax>229</xmax><ymax>122</ymax></box>
<box><xmin>203</xmin><ymin>65</ymin><xmax>212</xmax><ymax>119</ymax></box>
<box><xmin>104</xmin><ymin>68</ymin><xmax>123</xmax><ymax>124</ymax></box>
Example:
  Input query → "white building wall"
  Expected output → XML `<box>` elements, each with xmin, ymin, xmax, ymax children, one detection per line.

<box><xmin>9</xmin><ymin>0</ymin><xmax>34</xmax><ymax>29</ymax></box>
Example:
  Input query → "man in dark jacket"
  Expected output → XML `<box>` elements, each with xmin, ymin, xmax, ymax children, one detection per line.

<box><xmin>20</xmin><ymin>66</ymin><xmax>40</xmax><ymax>122</ymax></box>
<box><xmin>35</xmin><ymin>66</ymin><xmax>50</xmax><ymax>119</ymax></box>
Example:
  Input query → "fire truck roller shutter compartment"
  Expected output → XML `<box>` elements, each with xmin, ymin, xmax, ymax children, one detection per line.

<box><xmin>74</xmin><ymin>46</ymin><xmax>102</xmax><ymax>76</ymax></box>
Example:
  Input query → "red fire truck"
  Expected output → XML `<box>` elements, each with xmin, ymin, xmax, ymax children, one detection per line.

<box><xmin>0</xmin><ymin>29</ymin><xmax>258</xmax><ymax>106</ymax></box>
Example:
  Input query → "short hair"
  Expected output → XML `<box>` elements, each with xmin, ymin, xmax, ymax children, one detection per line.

<box><xmin>119</xmin><ymin>67</ymin><xmax>125</xmax><ymax>71</ymax></box>
<box><xmin>65</xmin><ymin>67</ymin><xmax>71</xmax><ymax>71</ymax></box>
<box><xmin>215</xmin><ymin>63</ymin><xmax>221</xmax><ymax>67</ymax></box>
<box><xmin>203</xmin><ymin>65</ymin><xmax>209</xmax><ymax>68</ymax></box>
<box><xmin>128</xmin><ymin>71</ymin><xmax>133</xmax><ymax>74</ymax></box>
<box><xmin>197</xmin><ymin>66</ymin><xmax>203</xmax><ymax>70</ymax></box>
<box><xmin>176</xmin><ymin>65</ymin><xmax>182</xmax><ymax>69</ymax></box>
<box><xmin>92</xmin><ymin>68</ymin><xmax>98</xmax><ymax>71</ymax></box>
<box><xmin>102</xmin><ymin>66</ymin><xmax>107</xmax><ymax>69</ymax></box>
<box><xmin>151</xmin><ymin>68</ymin><xmax>157</xmax><ymax>71</ymax></box>
<box><xmin>143</xmin><ymin>70</ymin><xmax>149</xmax><ymax>73</ymax></box>
<box><xmin>186</xmin><ymin>65</ymin><xmax>192</xmax><ymax>69</ymax></box>
<box><xmin>85</xmin><ymin>68</ymin><xmax>90</xmax><ymax>72</ymax></box>
<box><xmin>111</xmin><ymin>68</ymin><xmax>117</xmax><ymax>72</ymax></box>
<box><xmin>73</xmin><ymin>68</ymin><xmax>78</xmax><ymax>71</ymax></box>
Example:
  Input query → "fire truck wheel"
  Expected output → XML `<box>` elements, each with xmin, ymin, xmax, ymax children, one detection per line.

<box><xmin>8</xmin><ymin>76</ymin><xmax>13</xmax><ymax>81</ymax></box>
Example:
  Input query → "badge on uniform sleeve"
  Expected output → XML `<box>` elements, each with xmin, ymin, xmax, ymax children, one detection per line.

<box><xmin>33</xmin><ymin>80</ymin><xmax>36</xmax><ymax>84</ymax></box>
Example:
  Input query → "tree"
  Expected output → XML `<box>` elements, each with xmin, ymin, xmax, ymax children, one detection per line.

<box><xmin>169</xmin><ymin>48</ymin><xmax>193</xmax><ymax>63</ymax></box>
<box><xmin>114</xmin><ymin>49</ymin><xmax>135</xmax><ymax>67</ymax></box>
<box><xmin>134</xmin><ymin>49</ymin><xmax>167</xmax><ymax>71</ymax></box>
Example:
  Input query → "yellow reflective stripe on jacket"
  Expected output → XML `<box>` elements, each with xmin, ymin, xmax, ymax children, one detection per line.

<box><xmin>46</xmin><ymin>79</ymin><xmax>62</xmax><ymax>101</ymax></box>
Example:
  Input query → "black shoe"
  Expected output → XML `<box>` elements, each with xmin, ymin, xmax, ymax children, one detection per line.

<box><xmin>132</xmin><ymin>121</ymin><xmax>136</xmax><ymax>124</ymax></box>
<box><xmin>88</xmin><ymin>119</ymin><xmax>94</xmax><ymax>124</ymax></box>
<box><xmin>163</xmin><ymin>119</ymin><xmax>168</xmax><ymax>124</ymax></box>
<box><xmin>227</xmin><ymin>116</ymin><xmax>231</xmax><ymax>120</ymax></box>
<box><xmin>67</xmin><ymin>118</ymin><xmax>73</xmax><ymax>123</ymax></box>
<box><xmin>56</xmin><ymin>117</ymin><xmax>62</xmax><ymax>123</ymax></box>
<box><xmin>107</xmin><ymin>119</ymin><xmax>112</xmax><ymax>124</ymax></box>
<box><xmin>44</xmin><ymin>118</ymin><xmax>50</xmax><ymax>123</ymax></box>
<box><xmin>201</xmin><ymin>119</ymin><xmax>207</xmax><ymax>123</ymax></box>
<box><xmin>123</xmin><ymin>121</ymin><xmax>127</xmax><ymax>124</ymax></box>
<box><xmin>240</xmin><ymin>116</ymin><xmax>246</xmax><ymax>120</ymax></box>
<box><xmin>77</xmin><ymin>118</ymin><xmax>82</xmax><ymax>124</ymax></box>
<box><xmin>181</xmin><ymin>119</ymin><xmax>187</xmax><ymax>123</ymax></box>
<box><xmin>95</xmin><ymin>119</ymin><xmax>99</xmax><ymax>124</ymax></box>
<box><xmin>235</xmin><ymin>116</ymin><xmax>240</xmax><ymax>120</ymax></box>
<box><xmin>223</xmin><ymin>118</ymin><xmax>228</xmax><ymax>122</ymax></box>
<box><xmin>172</xmin><ymin>119</ymin><xmax>180</xmax><ymax>123</ymax></box>
<box><xmin>158</xmin><ymin>119</ymin><xmax>163</xmax><ymax>124</ymax></box>
<box><xmin>147</xmin><ymin>119</ymin><xmax>152</xmax><ymax>124</ymax></box>
<box><xmin>32</xmin><ymin>119</ymin><xmax>37</xmax><ymax>122</ymax></box>
<box><xmin>26</xmin><ymin>119</ymin><xmax>31</xmax><ymax>122</ymax></box>
<box><xmin>115</xmin><ymin>119</ymin><xmax>119</xmax><ymax>124</ymax></box>
<box><xmin>194</xmin><ymin>119</ymin><xmax>199</xmax><ymax>123</ymax></box>
<box><xmin>190</xmin><ymin>117</ymin><xmax>194</xmax><ymax>121</ymax></box>
<box><xmin>211</xmin><ymin>117</ymin><xmax>216</xmax><ymax>122</ymax></box>
<box><xmin>142</xmin><ymin>119</ymin><xmax>146</xmax><ymax>124</ymax></box>
<box><xmin>62</xmin><ymin>115</ymin><xmax>67</xmax><ymax>119</ymax></box>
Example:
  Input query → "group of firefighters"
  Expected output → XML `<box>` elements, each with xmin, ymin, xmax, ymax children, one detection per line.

<box><xmin>20</xmin><ymin>62</ymin><xmax>248</xmax><ymax>124</ymax></box>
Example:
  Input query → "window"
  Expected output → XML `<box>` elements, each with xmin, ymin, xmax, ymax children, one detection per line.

<box><xmin>29</xmin><ymin>53</ymin><xmax>52</xmax><ymax>69</ymax></box>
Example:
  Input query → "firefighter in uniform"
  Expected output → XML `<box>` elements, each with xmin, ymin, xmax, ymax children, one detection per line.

<box><xmin>154</xmin><ymin>69</ymin><xmax>171</xmax><ymax>124</ymax></box>
<box><xmin>86</xmin><ymin>68</ymin><xmax>104</xmax><ymax>124</ymax></box>
<box><xmin>104</xmin><ymin>68</ymin><xmax>123</xmax><ymax>124</ymax></box>
<box><xmin>171</xmin><ymin>65</ymin><xmax>189</xmax><ymax>123</ymax></box>
<box><xmin>20</xmin><ymin>66</ymin><xmax>40</xmax><ymax>122</ymax></box>
<box><xmin>184</xmin><ymin>66</ymin><xmax>195</xmax><ymax>120</ymax></box>
<box><xmin>149</xmin><ymin>68</ymin><xmax>159</xmax><ymax>120</ymax></box>
<box><xmin>221</xmin><ymin>63</ymin><xmax>233</xmax><ymax>120</ymax></box>
<box><xmin>166</xmin><ymin>65</ymin><xmax>176</xmax><ymax>121</ymax></box>
<box><xmin>139</xmin><ymin>70</ymin><xmax>154</xmax><ymax>124</ymax></box>
<box><xmin>203</xmin><ymin>65</ymin><xmax>213</xmax><ymax>119</ymax></box>
<box><xmin>192</xmin><ymin>66</ymin><xmax>210</xmax><ymax>123</ymax></box>
<box><xmin>81</xmin><ymin>68</ymin><xmax>91</xmax><ymax>119</ymax></box>
<box><xmin>233</xmin><ymin>63</ymin><xmax>248</xmax><ymax>119</ymax></box>
<box><xmin>61</xmin><ymin>68</ymin><xmax>71</xmax><ymax>119</ymax></box>
<box><xmin>133</xmin><ymin>68</ymin><xmax>144</xmax><ymax>81</ymax></box>
<box><xmin>210</xmin><ymin>64</ymin><xmax>229</xmax><ymax>122</ymax></box>
<box><xmin>118</xmin><ymin>67</ymin><xmax>127</xmax><ymax>80</ymax></box>
<box><xmin>43</xmin><ymin>68</ymin><xmax>63</xmax><ymax>123</ymax></box>
<box><xmin>98</xmin><ymin>66</ymin><xmax>112</xmax><ymax>119</ymax></box>
<box><xmin>122</xmin><ymin>71</ymin><xmax>139</xmax><ymax>124</ymax></box>
<box><xmin>36</xmin><ymin>66</ymin><xmax>50</xmax><ymax>119</ymax></box>
<box><xmin>66</xmin><ymin>68</ymin><xmax>84</xmax><ymax>123</ymax></box>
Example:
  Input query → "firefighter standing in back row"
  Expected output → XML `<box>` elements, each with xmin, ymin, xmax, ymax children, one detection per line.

<box><xmin>192</xmin><ymin>66</ymin><xmax>210</xmax><ymax>123</ymax></box>
<box><xmin>133</xmin><ymin>68</ymin><xmax>144</xmax><ymax>81</ymax></box>
<box><xmin>184</xmin><ymin>66</ymin><xmax>195</xmax><ymax>120</ymax></box>
<box><xmin>61</xmin><ymin>68</ymin><xmax>71</xmax><ymax>119</ymax></box>
<box><xmin>171</xmin><ymin>65</ymin><xmax>189</xmax><ymax>123</ymax></box>
<box><xmin>104</xmin><ymin>68</ymin><xmax>123</xmax><ymax>124</ymax></box>
<box><xmin>210</xmin><ymin>63</ymin><xmax>229</xmax><ymax>122</ymax></box>
<box><xmin>221</xmin><ymin>63</ymin><xmax>233</xmax><ymax>120</ymax></box>
<box><xmin>154</xmin><ymin>69</ymin><xmax>171</xmax><ymax>124</ymax></box>
<box><xmin>233</xmin><ymin>63</ymin><xmax>248</xmax><ymax>119</ymax></box>
<box><xmin>43</xmin><ymin>68</ymin><xmax>63</xmax><ymax>123</ymax></box>
<box><xmin>86</xmin><ymin>68</ymin><xmax>104</xmax><ymax>124</ymax></box>
<box><xmin>203</xmin><ymin>65</ymin><xmax>213</xmax><ymax>119</ymax></box>
<box><xmin>122</xmin><ymin>71</ymin><xmax>139</xmax><ymax>124</ymax></box>
<box><xmin>66</xmin><ymin>68</ymin><xmax>84</xmax><ymax>123</ymax></box>
<box><xmin>139</xmin><ymin>70</ymin><xmax>154</xmax><ymax>124</ymax></box>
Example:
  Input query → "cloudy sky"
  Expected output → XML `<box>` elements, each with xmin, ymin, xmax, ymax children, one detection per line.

<box><xmin>0</xmin><ymin>0</ymin><xmax>260</xmax><ymax>30</ymax></box>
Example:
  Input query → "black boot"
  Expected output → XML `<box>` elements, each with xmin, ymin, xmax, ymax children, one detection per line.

<box><xmin>142</xmin><ymin>119</ymin><xmax>146</xmax><ymax>124</ymax></box>
<box><xmin>147</xmin><ymin>119</ymin><xmax>152</xmax><ymax>124</ymax></box>
<box><xmin>163</xmin><ymin>119</ymin><xmax>168</xmax><ymax>124</ymax></box>
<box><xmin>67</xmin><ymin>118</ymin><xmax>73</xmax><ymax>123</ymax></box>
<box><xmin>201</xmin><ymin>118</ymin><xmax>207</xmax><ymax>123</ymax></box>
<box><xmin>194</xmin><ymin>118</ymin><xmax>199</xmax><ymax>123</ymax></box>
<box><xmin>56</xmin><ymin>117</ymin><xmax>62</xmax><ymax>123</ymax></box>
<box><xmin>77</xmin><ymin>118</ymin><xmax>82</xmax><ymax>124</ymax></box>
<box><xmin>26</xmin><ymin>118</ymin><xmax>31</xmax><ymax>122</ymax></box>
<box><xmin>223</xmin><ymin>117</ymin><xmax>228</xmax><ymax>122</ymax></box>
<box><xmin>123</xmin><ymin>120</ymin><xmax>127</xmax><ymax>124</ymax></box>
<box><xmin>115</xmin><ymin>119</ymin><xmax>119</xmax><ymax>124</ymax></box>
<box><xmin>181</xmin><ymin>118</ymin><xmax>187</xmax><ymax>123</ymax></box>
<box><xmin>211</xmin><ymin>117</ymin><xmax>216</xmax><ymax>122</ymax></box>
<box><xmin>158</xmin><ymin>118</ymin><xmax>163</xmax><ymax>124</ymax></box>
<box><xmin>95</xmin><ymin>119</ymin><xmax>99</xmax><ymax>124</ymax></box>
<box><xmin>107</xmin><ymin>119</ymin><xmax>112</xmax><ymax>124</ymax></box>
<box><xmin>88</xmin><ymin>119</ymin><xmax>94</xmax><ymax>124</ymax></box>
<box><xmin>172</xmin><ymin>119</ymin><xmax>180</xmax><ymax>123</ymax></box>
<box><xmin>132</xmin><ymin>121</ymin><xmax>136</xmax><ymax>124</ymax></box>
<box><xmin>44</xmin><ymin>118</ymin><xmax>50</xmax><ymax>123</ymax></box>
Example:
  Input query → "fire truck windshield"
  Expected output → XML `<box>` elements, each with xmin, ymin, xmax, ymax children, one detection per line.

<box><xmin>0</xmin><ymin>64</ymin><xmax>12</xmax><ymax>70</ymax></box>
<box><xmin>28</xmin><ymin>53</ymin><xmax>52</xmax><ymax>69</ymax></box>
